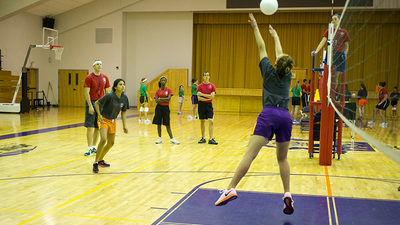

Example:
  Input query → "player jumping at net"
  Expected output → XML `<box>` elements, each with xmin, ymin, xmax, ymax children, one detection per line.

<box><xmin>215</xmin><ymin>13</ymin><xmax>294</xmax><ymax>215</ymax></box>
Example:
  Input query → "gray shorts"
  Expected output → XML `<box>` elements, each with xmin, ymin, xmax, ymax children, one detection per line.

<box><xmin>84</xmin><ymin>100</ymin><xmax>99</xmax><ymax>128</ymax></box>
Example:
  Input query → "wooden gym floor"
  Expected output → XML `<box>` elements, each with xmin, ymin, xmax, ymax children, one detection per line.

<box><xmin>0</xmin><ymin>107</ymin><xmax>399</xmax><ymax>224</ymax></box>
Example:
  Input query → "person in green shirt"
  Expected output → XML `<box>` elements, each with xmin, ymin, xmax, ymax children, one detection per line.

<box><xmin>178</xmin><ymin>85</ymin><xmax>187</xmax><ymax>115</ymax></box>
<box><xmin>188</xmin><ymin>78</ymin><xmax>199</xmax><ymax>120</ymax></box>
<box><xmin>139</xmin><ymin>78</ymin><xmax>152</xmax><ymax>123</ymax></box>
<box><xmin>290</xmin><ymin>79</ymin><xmax>302</xmax><ymax>124</ymax></box>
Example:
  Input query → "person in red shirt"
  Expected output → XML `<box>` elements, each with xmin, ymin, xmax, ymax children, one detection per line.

<box><xmin>313</xmin><ymin>13</ymin><xmax>350</xmax><ymax>89</ymax></box>
<box><xmin>153</xmin><ymin>76</ymin><xmax>179</xmax><ymax>144</ymax></box>
<box><xmin>368</xmin><ymin>82</ymin><xmax>389</xmax><ymax>127</ymax></box>
<box><xmin>301</xmin><ymin>79</ymin><xmax>308</xmax><ymax>108</ymax></box>
<box><xmin>83</xmin><ymin>59</ymin><xmax>110</xmax><ymax>156</ymax></box>
<box><xmin>197</xmin><ymin>71</ymin><xmax>218</xmax><ymax>145</ymax></box>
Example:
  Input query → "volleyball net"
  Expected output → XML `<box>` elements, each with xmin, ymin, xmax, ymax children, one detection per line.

<box><xmin>326</xmin><ymin>0</ymin><xmax>400</xmax><ymax>164</ymax></box>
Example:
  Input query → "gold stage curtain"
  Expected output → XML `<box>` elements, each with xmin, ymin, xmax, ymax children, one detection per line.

<box><xmin>192</xmin><ymin>12</ymin><xmax>400</xmax><ymax>91</ymax></box>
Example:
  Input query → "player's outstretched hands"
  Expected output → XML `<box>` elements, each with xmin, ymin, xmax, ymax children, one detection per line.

<box><xmin>248</xmin><ymin>13</ymin><xmax>257</xmax><ymax>29</ymax></box>
<box><xmin>269</xmin><ymin>25</ymin><xmax>278</xmax><ymax>38</ymax></box>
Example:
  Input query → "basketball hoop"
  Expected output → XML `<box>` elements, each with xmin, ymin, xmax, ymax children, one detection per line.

<box><xmin>50</xmin><ymin>45</ymin><xmax>64</xmax><ymax>60</ymax></box>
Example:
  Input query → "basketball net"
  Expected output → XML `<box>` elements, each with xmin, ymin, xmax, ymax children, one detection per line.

<box><xmin>50</xmin><ymin>45</ymin><xmax>64</xmax><ymax>60</ymax></box>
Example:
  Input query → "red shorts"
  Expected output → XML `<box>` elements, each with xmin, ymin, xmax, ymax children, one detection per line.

<box><xmin>358</xmin><ymin>99</ymin><xmax>367</xmax><ymax>106</ymax></box>
<box><xmin>99</xmin><ymin>117</ymin><xmax>117</xmax><ymax>134</ymax></box>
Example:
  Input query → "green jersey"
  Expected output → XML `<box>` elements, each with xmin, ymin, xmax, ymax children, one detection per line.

<box><xmin>291</xmin><ymin>86</ymin><xmax>302</xmax><ymax>97</ymax></box>
<box><xmin>140</xmin><ymin>84</ymin><xmax>148</xmax><ymax>96</ymax></box>
<box><xmin>179</xmin><ymin>90</ymin><xmax>184</xmax><ymax>97</ymax></box>
<box><xmin>191</xmin><ymin>84</ymin><xmax>197</xmax><ymax>95</ymax></box>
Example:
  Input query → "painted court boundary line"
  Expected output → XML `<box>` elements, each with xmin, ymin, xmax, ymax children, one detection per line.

<box><xmin>0</xmin><ymin>114</ymin><xmax>139</xmax><ymax>141</ymax></box>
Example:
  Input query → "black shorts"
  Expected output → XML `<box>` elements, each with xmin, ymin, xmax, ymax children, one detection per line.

<box><xmin>391</xmin><ymin>100</ymin><xmax>398</xmax><ymax>106</ymax></box>
<box><xmin>153</xmin><ymin>104</ymin><xmax>170</xmax><ymax>126</ymax></box>
<box><xmin>84</xmin><ymin>100</ymin><xmax>99</xmax><ymax>128</ymax></box>
<box><xmin>333</xmin><ymin>52</ymin><xmax>345</xmax><ymax>71</ymax></box>
<box><xmin>376</xmin><ymin>100</ymin><xmax>389</xmax><ymax>110</ymax></box>
<box><xmin>198</xmin><ymin>101</ymin><xmax>214</xmax><ymax>120</ymax></box>
<box><xmin>140</xmin><ymin>96</ymin><xmax>148</xmax><ymax>104</ymax></box>
<box><xmin>292</xmin><ymin>97</ymin><xmax>301</xmax><ymax>106</ymax></box>
<box><xmin>191</xmin><ymin>95</ymin><xmax>199</xmax><ymax>104</ymax></box>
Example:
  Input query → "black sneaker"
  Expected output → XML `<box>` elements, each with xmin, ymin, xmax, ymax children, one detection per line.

<box><xmin>208</xmin><ymin>138</ymin><xmax>218</xmax><ymax>145</ymax></box>
<box><xmin>93</xmin><ymin>163</ymin><xmax>99</xmax><ymax>173</ymax></box>
<box><xmin>98</xmin><ymin>160</ymin><xmax>110</xmax><ymax>167</ymax></box>
<box><xmin>198</xmin><ymin>137</ymin><xmax>206</xmax><ymax>143</ymax></box>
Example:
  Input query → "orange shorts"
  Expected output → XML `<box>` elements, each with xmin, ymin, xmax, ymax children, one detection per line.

<box><xmin>99</xmin><ymin>117</ymin><xmax>117</xmax><ymax>134</ymax></box>
<box><xmin>358</xmin><ymin>99</ymin><xmax>367</xmax><ymax>106</ymax></box>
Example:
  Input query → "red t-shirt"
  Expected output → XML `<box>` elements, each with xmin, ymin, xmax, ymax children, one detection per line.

<box><xmin>307</xmin><ymin>85</ymin><xmax>311</xmax><ymax>94</ymax></box>
<box><xmin>155</xmin><ymin>87</ymin><xmax>173</xmax><ymax>106</ymax></box>
<box><xmin>84</xmin><ymin>73</ymin><xmax>110</xmax><ymax>100</ymax></box>
<box><xmin>323</xmin><ymin>28</ymin><xmax>350</xmax><ymax>53</ymax></box>
<box><xmin>379</xmin><ymin>88</ymin><xmax>388</xmax><ymax>102</ymax></box>
<box><xmin>301</xmin><ymin>84</ymin><xmax>307</xmax><ymax>95</ymax></box>
<box><xmin>197</xmin><ymin>82</ymin><xmax>216</xmax><ymax>103</ymax></box>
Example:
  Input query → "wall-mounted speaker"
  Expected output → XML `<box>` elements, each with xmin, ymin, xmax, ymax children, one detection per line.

<box><xmin>42</xmin><ymin>17</ymin><xmax>55</xmax><ymax>29</ymax></box>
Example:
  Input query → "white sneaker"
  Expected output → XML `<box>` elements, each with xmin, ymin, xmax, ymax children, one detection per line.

<box><xmin>138</xmin><ymin>118</ymin><xmax>144</xmax><ymax>124</ymax></box>
<box><xmin>155</xmin><ymin>137</ymin><xmax>162</xmax><ymax>144</ymax></box>
<box><xmin>170</xmin><ymin>138</ymin><xmax>180</xmax><ymax>145</ymax></box>
<box><xmin>187</xmin><ymin>115</ymin><xmax>192</xmax><ymax>121</ymax></box>
<box><xmin>145</xmin><ymin>119</ymin><xmax>151</xmax><ymax>124</ymax></box>
<box><xmin>368</xmin><ymin>121</ymin><xmax>375</xmax><ymax>125</ymax></box>
<box><xmin>379</xmin><ymin>122</ymin><xmax>387</xmax><ymax>127</ymax></box>
<box><xmin>193</xmin><ymin>116</ymin><xmax>197</xmax><ymax>120</ymax></box>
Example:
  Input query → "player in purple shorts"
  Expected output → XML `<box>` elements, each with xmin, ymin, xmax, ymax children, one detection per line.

<box><xmin>215</xmin><ymin>13</ymin><xmax>295</xmax><ymax>215</ymax></box>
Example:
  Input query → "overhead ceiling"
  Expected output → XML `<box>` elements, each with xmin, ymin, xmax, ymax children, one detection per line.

<box><xmin>26</xmin><ymin>0</ymin><xmax>95</xmax><ymax>17</ymax></box>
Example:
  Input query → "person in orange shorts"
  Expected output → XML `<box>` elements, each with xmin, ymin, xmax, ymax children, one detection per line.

<box><xmin>93</xmin><ymin>78</ymin><xmax>129</xmax><ymax>173</ymax></box>
<box><xmin>357</xmin><ymin>84</ymin><xmax>367</xmax><ymax>120</ymax></box>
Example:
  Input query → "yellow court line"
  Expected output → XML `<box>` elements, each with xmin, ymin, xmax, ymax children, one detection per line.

<box><xmin>0</xmin><ymin>157</ymin><xmax>84</xmax><ymax>184</ymax></box>
<box><xmin>326</xmin><ymin>197</ymin><xmax>333</xmax><ymax>225</ymax></box>
<box><xmin>332</xmin><ymin>197</ymin><xmax>339</xmax><ymax>225</ymax></box>
<box><xmin>18</xmin><ymin>162</ymin><xmax>155</xmax><ymax>225</ymax></box>
<box><xmin>49</xmin><ymin>213</ymin><xmax>152</xmax><ymax>223</ymax></box>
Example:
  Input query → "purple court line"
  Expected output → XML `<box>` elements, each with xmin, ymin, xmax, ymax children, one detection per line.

<box><xmin>0</xmin><ymin>114</ymin><xmax>139</xmax><ymax>141</ymax></box>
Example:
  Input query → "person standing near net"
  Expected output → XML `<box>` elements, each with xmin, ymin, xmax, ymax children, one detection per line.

<box><xmin>92</xmin><ymin>78</ymin><xmax>129</xmax><ymax>173</ymax></box>
<box><xmin>290</xmin><ymin>79</ymin><xmax>302</xmax><ymax>124</ymax></box>
<box><xmin>139</xmin><ymin>78</ymin><xmax>152</xmax><ymax>124</ymax></box>
<box><xmin>313</xmin><ymin>13</ymin><xmax>350</xmax><ymax>86</ymax></box>
<box><xmin>188</xmin><ymin>79</ymin><xmax>199</xmax><ymax>120</ymax></box>
<box><xmin>368</xmin><ymin>82</ymin><xmax>389</xmax><ymax>127</ymax></box>
<box><xmin>215</xmin><ymin>13</ymin><xmax>294</xmax><ymax>215</ymax></box>
<box><xmin>390</xmin><ymin>86</ymin><xmax>399</xmax><ymax>118</ymax></box>
<box><xmin>301</xmin><ymin>79</ymin><xmax>308</xmax><ymax>108</ymax></box>
<box><xmin>357</xmin><ymin>84</ymin><xmax>368</xmax><ymax>120</ymax></box>
<box><xmin>83</xmin><ymin>60</ymin><xmax>110</xmax><ymax>156</ymax></box>
<box><xmin>153</xmin><ymin>77</ymin><xmax>180</xmax><ymax>145</ymax></box>
<box><xmin>197</xmin><ymin>71</ymin><xmax>218</xmax><ymax>145</ymax></box>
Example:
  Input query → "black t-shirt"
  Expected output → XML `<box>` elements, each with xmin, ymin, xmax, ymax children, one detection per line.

<box><xmin>98</xmin><ymin>92</ymin><xmax>129</xmax><ymax>119</ymax></box>
<box><xmin>390</xmin><ymin>92</ymin><xmax>400</xmax><ymax>104</ymax></box>
<box><xmin>259</xmin><ymin>57</ymin><xmax>291</xmax><ymax>110</ymax></box>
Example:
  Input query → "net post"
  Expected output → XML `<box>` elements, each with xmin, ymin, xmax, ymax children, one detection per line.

<box><xmin>319</xmin><ymin>65</ymin><xmax>334</xmax><ymax>166</ymax></box>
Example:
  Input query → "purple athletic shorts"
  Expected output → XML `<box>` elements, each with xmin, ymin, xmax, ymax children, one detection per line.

<box><xmin>252</xmin><ymin>106</ymin><xmax>293</xmax><ymax>142</ymax></box>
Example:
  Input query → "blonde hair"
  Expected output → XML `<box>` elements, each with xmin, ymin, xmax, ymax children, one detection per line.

<box><xmin>295</xmin><ymin>79</ymin><xmax>300</xmax><ymax>89</ymax></box>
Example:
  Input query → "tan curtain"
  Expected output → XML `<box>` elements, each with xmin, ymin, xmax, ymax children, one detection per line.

<box><xmin>192</xmin><ymin>12</ymin><xmax>400</xmax><ymax>91</ymax></box>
